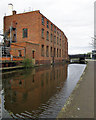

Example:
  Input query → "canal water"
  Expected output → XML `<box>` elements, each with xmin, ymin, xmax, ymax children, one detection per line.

<box><xmin>2</xmin><ymin>63</ymin><xmax>86</xmax><ymax>119</ymax></box>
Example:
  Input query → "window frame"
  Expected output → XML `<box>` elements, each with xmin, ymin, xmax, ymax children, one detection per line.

<box><xmin>54</xmin><ymin>36</ymin><xmax>56</xmax><ymax>44</ymax></box>
<box><xmin>57</xmin><ymin>37</ymin><xmax>59</xmax><ymax>45</ymax></box>
<box><xmin>51</xmin><ymin>24</ymin><xmax>53</xmax><ymax>31</ymax></box>
<box><xmin>42</xmin><ymin>16</ymin><xmax>44</xmax><ymax>25</ymax></box>
<box><xmin>57</xmin><ymin>48</ymin><xmax>58</xmax><ymax>57</ymax></box>
<box><xmin>54</xmin><ymin>26</ymin><xmax>56</xmax><ymax>33</ymax></box>
<box><xmin>18</xmin><ymin>50</ymin><xmax>22</xmax><ymax>57</ymax></box>
<box><xmin>23</xmin><ymin>28</ymin><xmax>28</xmax><ymax>38</ymax></box>
<box><xmin>47</xmin><ymin>21</ymin><xmax>49</xmax><ymax>28</ymax></box>
<box><xmin>46</xmin><ymin>46</ymin><xmax>49</xmax><ymax>57</ymax></box>
<box><xmin>41</xmin><ymin>28</ymin><xmax>44</xmax><ymax>38</ymax></box>
<box><xmin>46</xmin><ymin>31</ymin><xmax>49</xmax><ymax>40</ymax></box>
<box><xmin>50</xmin><ymin>33</ymin><xmax>53</xmax><ymax>42</ymax></box>
<box><xmin>50</xmin><ymin>47</ymin><xmax>53</xmax><ymax>57</ymax></box>
<box><xmin>41</xmin><ymin>45</ymin><xmax>44</xmax><ymax>57</ymax></box>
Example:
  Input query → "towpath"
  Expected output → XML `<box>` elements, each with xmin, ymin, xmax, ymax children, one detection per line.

<box><xmin>57</xmin><ymin>60</ymin><xmax>94</xmax><ymax>118</ymax></box>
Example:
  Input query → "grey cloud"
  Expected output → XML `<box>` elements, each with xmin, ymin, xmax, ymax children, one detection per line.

<box><xmin>0</xmin><ymin>0</ymin><xmax>94</xmax><ymax>54</ymax></box>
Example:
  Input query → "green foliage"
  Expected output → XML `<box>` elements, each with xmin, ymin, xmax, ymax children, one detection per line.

<box><xmin>22</xmin><ymin>58</ymin><xmax>33</xmax><ymax>68</ymax></box>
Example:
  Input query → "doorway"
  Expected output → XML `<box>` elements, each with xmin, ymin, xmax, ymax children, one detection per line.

<box><xmin>32</xmin><ymin>50</ymin><xmax>35</xmax><ymax>59</ymax></box>
<box><xmin>32</xmin><ymin>50</ymin><xmax>35</xmax><ymax>65</ymax></box>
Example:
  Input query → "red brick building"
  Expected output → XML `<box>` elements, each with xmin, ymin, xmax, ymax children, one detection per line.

<box><xmin>4</xmin><ymin>10</ymin><xmax>68</xmax><ymax>64</ymax></box>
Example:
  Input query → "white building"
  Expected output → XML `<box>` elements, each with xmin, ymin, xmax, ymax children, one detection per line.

<box><xmin>94</xmin><ymin>1</ymin><xmax>96</xmax><ymax>50</ymax></box>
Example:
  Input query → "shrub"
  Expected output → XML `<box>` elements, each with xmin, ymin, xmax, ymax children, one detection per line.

<box><xmin>22</xmin><ymin>58</ymin><xmax>32</xmax><ymax>68</ymax></box>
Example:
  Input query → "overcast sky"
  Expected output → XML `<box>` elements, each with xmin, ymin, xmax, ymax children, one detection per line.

<box><xmin>0</xmin><ymin>0</ymin><xmax>95</xmax><ymax>54</ymax></box>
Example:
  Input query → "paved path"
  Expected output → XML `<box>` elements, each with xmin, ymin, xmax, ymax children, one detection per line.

<box><xmin>57</xmin><ymin>61</ymin><xmax>94</xmax><ymax>118</ymax></box>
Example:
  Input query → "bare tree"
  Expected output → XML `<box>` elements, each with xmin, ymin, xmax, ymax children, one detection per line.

<box><xmin>90</xmin><ymin>36</ymin><xmax>96</xmax><ymax>50</ymax></box>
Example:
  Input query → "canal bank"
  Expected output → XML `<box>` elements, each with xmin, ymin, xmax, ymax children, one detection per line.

<box><xmin>57</xmin><ymin>60</ymin><xmax>94</xmax><ymax>118</ymax></box>
<box><xmin>1</xmin><ymin>61</ymin><xmax>69</xmax><ymax>73</ymax></box>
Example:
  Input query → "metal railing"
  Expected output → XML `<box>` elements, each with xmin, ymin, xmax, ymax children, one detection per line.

<box><xmin>0</xmin><ymin>46</ymin><xmax>10</xmax><ymax>57</ymax></box>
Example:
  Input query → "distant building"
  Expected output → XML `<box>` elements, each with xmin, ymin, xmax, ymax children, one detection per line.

<box><xmin>3</xmin><ymin>10</ymin><xmax>68</xmax><ymax>64</ymax></box>
<box><xmin>94</xmin><ymin>1</ymin><xmax>96</xmax><ymax>50</ymax></box>
<box><xmin>92</xmin><ymin>50</ymin><xmax>96</xmax><ymax>59</ymax></box>
<box><xmin>92</xmin><ymin>2</ymin><xmax>96</xmax><ymax>59</ymax></box>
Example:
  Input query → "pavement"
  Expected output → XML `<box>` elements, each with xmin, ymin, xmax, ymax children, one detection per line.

<box><xmin>57</xmin><ymin>60</ymin><xmax>94</xmax><ymax>118</ymax></box>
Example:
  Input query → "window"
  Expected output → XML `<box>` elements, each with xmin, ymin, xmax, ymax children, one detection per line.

<box><xmin>54</xmin><ymin>26</ymin><xmax>56</xmax><ymax>33</ymax></box>
<box><xmin>57</xmin><ymin>31</ymin><xmax>59</xmax><ymax>36</ymax></box>
<box><xmin>51</xmin><ymin>24</ymin><xmax>53</xmax><ymax>31</ymax></box>
<box><xmin>60</xmin><ymin>38</ymin><xmax>61</xmax><ymax>46</ymax></box>
<box><xmin>57</xmin><ymin>37</ymin><xmax>59</xmax><ymax>44</ymax></box>
<box><xmin>54</xmin><ymin>48</ymin><xmax>56</xmax><ymax>57</ymax></box>
<box><xmin>42</xmin><ymin>17</ymin><xmax>44</xmax><ymax>25</ymax></box>
<box><xmin>12</xmin><ymin>33</ymin><xmax>16</xmax><ymax>42</ymax></box>
<box><xmin>46</xmin><ymin>31</ymin><xmax>49</xmax><ymax>40</ymax></box>
<box><xmin>57</xmin><ymin>48</ymin><xmax>58</xmax><ymax>57</ymax></box>
<box><xmin>60</xmin><ymin>32</ymin><xmax>61</xmax><ymax>37</ymax></box>
<box><xmin>47</xmin><ymin>21</ymin><xmax>49</xmax><ymax>28</ymax></box>
<box><xmin>41</xmin><ymin>28</ymin><xmax>44</xmax><ymax>38</ymax></box>
<box><xmin>23</xmin><ymin>28</ymin><xmax>28</xmax><ymax>38</ymax></box>
<box><xmin>32</xmin><ymin>50</ymin><xmax>35</xmax><ymax>59</ymax></box>
<box><xmin>50</xmin><ymin>47</ymin><xmax>52</xmax><ymax>57</ymax></box>
<box><xmin>62</xmin><ymin>49</ymin><xmax>64</xmax><ymax>58</ymax></box>
<box><xmin>18</xmin><ymin>50</ymin><xmax>22</xmax><ymax>57</ymax></box>
<box><xmin>46</xmin><ymin>46</ymin><xmax>49</xmax><ymax>57</ymax></box>
<box><xmin>50</xmin><ymin>34</ymin><xmax>53</xmax><ymax>42</ymax></box>
<box><xmin>62</xmin><ymin>39</ymin><xmax>64</xmax><ymax>47</ymax></box>
<box><xmin>41</xmin><ymin>45</ymin><xmax>44</xmax><ymax>56</ymax></box>
<box><xmin>59</xmin><ymin>49</ymin><xmax>61</xmax><ymax>57</ymax></box>
<box><xmin>54</xmin><ymin>36</ymin><xmax>56</xmax><ymax>43</ymax></box>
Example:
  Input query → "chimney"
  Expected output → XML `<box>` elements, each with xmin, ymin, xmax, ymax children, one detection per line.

<box><xmin>12</xmin><ymin>10</ymin><xmax>17</xmax><ymax>15</ymax></box>
<box><xmin>8</xmin><ymin>3</ymin><xmax>13</xmax><ymax>15</ymax></box>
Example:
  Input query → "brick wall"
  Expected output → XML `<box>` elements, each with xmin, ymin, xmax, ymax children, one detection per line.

<box><xmin>4</xmin><ymin>10</ymin><xmax>68</xmax><ymax>64</ymax></box>
<box><xmin>4</xmin><ymin>10</ymin><xmax>40</xmax><ymax>44</ymax></box>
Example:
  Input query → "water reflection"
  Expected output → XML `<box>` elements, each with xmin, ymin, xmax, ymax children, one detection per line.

<box><xmin>2</xmin><ymin>64</ymin><xmax>68</xmax><ymax>118</ymax></box>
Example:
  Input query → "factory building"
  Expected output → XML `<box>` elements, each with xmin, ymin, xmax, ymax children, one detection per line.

<box><xmin>3</xmin><ymin>10</ymin><xmax>68</xmax><ymax>64</ymax></box>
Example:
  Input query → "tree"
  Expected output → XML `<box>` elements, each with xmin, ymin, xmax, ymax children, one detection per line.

<box><xmin>90</xmin><ymin>36</ymin><xmax>96</xmax><ymax>50</ymax></box>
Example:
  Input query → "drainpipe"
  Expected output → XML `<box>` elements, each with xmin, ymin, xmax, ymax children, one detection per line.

<box><xmin>53</xmin><ymin>36</ymin><xmax>54</xmax><ymax>64</ymax></box>
<box><xmin>10</xmin><ymin>22</ymin><xmax>12</xmax><ymax>60</ymax></box>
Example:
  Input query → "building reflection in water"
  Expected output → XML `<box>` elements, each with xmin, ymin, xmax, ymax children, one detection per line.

<box><xmin>2</xmin><ymin>64</ymin><xmax>68</xmax><ymax>118</ymax></box>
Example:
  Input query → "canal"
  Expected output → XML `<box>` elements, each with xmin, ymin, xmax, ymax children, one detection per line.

<box><xmin>2</xmin><ymin>63</ymin><xmax>86</xmax><ymax>119</ymax></box>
